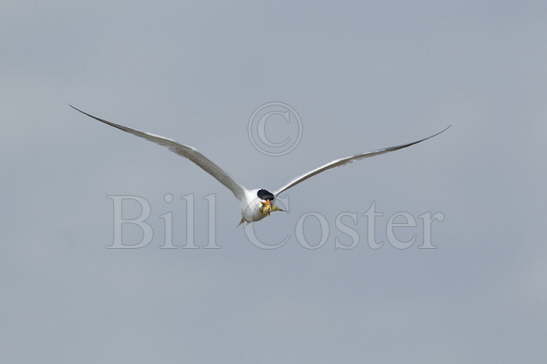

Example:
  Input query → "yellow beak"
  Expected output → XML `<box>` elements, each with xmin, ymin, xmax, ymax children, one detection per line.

<box><xmin>260</xmin><ymin>200</ymin><xmax>284</xmax><ymax>215</ymax></box>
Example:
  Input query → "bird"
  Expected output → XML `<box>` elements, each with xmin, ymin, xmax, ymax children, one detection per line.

<box><xmin>70</xmin><ymin>105</ymin><xmax>450</xmax><ymax>224</ymax></box>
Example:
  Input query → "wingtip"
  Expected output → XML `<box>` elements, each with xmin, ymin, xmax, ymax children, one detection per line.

<box><xmin>429</xmin><ymin>124</ymin><xmax>452</xmax><ymax>139</ymax></box>
<box><xmin>68</xmin><ymin>104</ymin><xmax>83</xmax><ymax>114</ymax></box>
<box><xmin>68</xmin><ymin>104</ymin><xmax>93</xmax><ymax>118</ymax></box>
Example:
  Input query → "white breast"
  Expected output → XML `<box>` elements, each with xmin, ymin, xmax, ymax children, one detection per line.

<box><xmin>240</xmin><ymin>189</ymin><xmax>267</xmax><ymax>222</ymax></box>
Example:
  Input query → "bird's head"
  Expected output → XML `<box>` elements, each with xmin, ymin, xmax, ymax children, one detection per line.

<box><xmin>257</xmin><ymin>189</ymin><xmax>284</xmax><ymax>216</ymax></box>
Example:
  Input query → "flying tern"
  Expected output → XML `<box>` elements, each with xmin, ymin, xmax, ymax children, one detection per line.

<box><xmin>70</xmin><ymin>105</ymin><xmax>449</xmax><ymax>224</ymax></box>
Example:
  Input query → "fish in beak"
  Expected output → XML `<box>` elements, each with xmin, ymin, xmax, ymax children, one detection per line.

<box><xmin>260</xmin><ymin>200</ymin><xmax>284</xmax><ymax>215</ymax></box>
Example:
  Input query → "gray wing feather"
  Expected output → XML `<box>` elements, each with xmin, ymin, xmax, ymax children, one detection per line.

<box><xmin>70</xmin><ymin>105</ymin><xmax>247</xmax><ymax>200</ymax></box>
<box><xmin>274</xmin><ymin>126</ymin><xmax>451</xmax><ymax>196</ymax></box>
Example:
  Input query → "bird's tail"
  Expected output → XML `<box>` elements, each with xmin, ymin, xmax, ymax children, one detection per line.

<box><xmin>236</xmin><ymin>217</ymin><xmax>245</xmax><ymax>228</ymax></box>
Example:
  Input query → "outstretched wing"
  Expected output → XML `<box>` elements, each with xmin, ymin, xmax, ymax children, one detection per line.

<box><xmin>273</xmin><ymin>126</ymin><xmax>450</xmax><ymax>196</ymax></box>
<box><xmin>70</xmin><ymin>105</ymin><xmax>247</xmax><ymax>200</ymax></box>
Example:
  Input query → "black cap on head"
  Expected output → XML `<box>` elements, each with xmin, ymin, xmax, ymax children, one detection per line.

<box><xmin>257</xmin><ymin>189</ymin><xmax>275</xmax><ymax>201</ymax></box>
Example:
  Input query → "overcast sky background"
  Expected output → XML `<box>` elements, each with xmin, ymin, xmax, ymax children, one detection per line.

<box><xmin>3</xmin><ymin>1</ymin><xmax>546</xmax><ymax>363</ymax></box>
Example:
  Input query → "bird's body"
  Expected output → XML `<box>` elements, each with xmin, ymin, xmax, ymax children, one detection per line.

<box><xmin>240</xmin><ymin>188</ymin><xmax>283</xmax><ymax>223</ymax></box>
<box><xmin>70</xmin><ymin>105</ymin><xmax>449</xmax><ymax>224</ymax></box>
<box><xmin>241</xmin><ymin>189</ymin><xmax>267</xmax><ymax>223</ymax></box>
